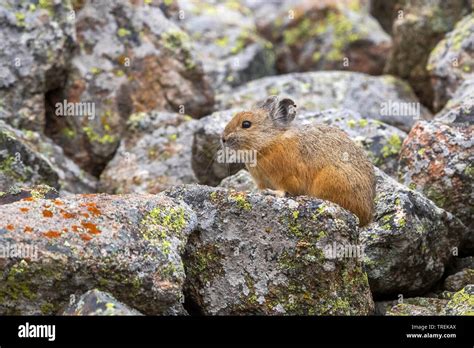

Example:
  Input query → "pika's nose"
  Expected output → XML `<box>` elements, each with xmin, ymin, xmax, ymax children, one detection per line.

<box><xmin>221</xmin><ymin>135</ymin><xmax>226</xmax><ymax>144</ymax></box>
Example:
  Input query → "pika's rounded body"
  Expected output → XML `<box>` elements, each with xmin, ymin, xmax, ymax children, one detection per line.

<box><xmin>222</xmin><ymin>96</ymin><xmax>376</xmax><ymax>226</ymax></box>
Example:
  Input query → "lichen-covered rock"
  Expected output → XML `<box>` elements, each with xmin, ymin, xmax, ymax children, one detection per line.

<box><xmin>369</xmin><ymin>0</ymin><xmax>399</xmax><ymax>34</ymax></box>
<box><xmin>444</xmin><ymin>285</ymin><xmax>474</xmax><ymax>315</ymax></box>
<box><xmin>192</xmin><ymin>108</ymin><xmax>407</xmax><ymax>185</ymax></box>
<box><xmin>259</xmin><ymin>0</ymin><xmax>391</xmax><ymax>75</ymax></box>
<box><xmin>218</xmin><ymin>169</ymin><xmax>256</xmax><ymax>192</ymax></box>
<box><xmin>62</xmin><ymin>289</ymin><xmax>143</xmax><ymax>316</ymax></box>
<box><xmin>100</xmin><ymin>111</ymin><xmax>198</xmax><ymax>194</ymax></box>
<box><xmin>360</xmin><ymin>168</ymin><xmax>465</xmax><ymax>296</ymax></box>
<box><xmin>386</xmin><ymin>297</ymin><xmax>449</xmax><ymax>316</ymax></box>
<box><xmin>0</xmin><ymin>0</ymin><xmax>76</xmax><ymax>131</ymax></box>
<box><xmin>385</xmin><ymin>0</ymin><xmax>471</xmax><ymax>107</ymax></box>
<box><xmin>398</xmin><ymin>121</ymin><xmax>474</xmax><ymax>246</ymax></box>
<box><xmin>0</xmin><ymin>184</ymin><xmax>59</xmax><ymax>205</ymax></box>
<box><xmin>165</xmin><ymin>184</ymin><xmax>374</xmax><ymax>315</ymax></box>
<box><xmin>443</xmin><ymin>269</ymin><xmax>474</xmax><ymax>292</ymax></box>
<box><xmin>434</xmin><ymin>78</ymin><xmax>474</xmax><ymax>124</ymax></box>
<box><xmin>0</xmin><ymin>121</ymin><xmax>97</xmax><ymax>195</ymax></box>
<box><xmin>427</xmin><ymin>14</ymin><xmax>474</xmax><ymax>111</ymax></box>
<box><xmin>45</xmin><ymin>0</ymin><xmax>214</xmax><ymax>175</ymax></box>
<box><xmin>175</xmin><ymin>0</ymin><xmax>275</xmax><ymax>93</ymax></box>
<box><xmin>217</xmin><ymin>71</ymin><xmax>432</xmax><ymax>131</ymax></box>
<box><xmin>0</xmin><ymin>193</ymin><xmax>196</xmax><ymax>315</ymax></box>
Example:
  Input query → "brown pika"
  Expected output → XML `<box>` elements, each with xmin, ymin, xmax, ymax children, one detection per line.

<box><xmin>221</xmin><ymin>95</ymin><xmax>376</xmax><ymax>226</ymax></box>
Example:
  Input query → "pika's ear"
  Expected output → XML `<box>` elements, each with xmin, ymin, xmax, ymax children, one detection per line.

<box><xmin>257</xmin><ymin>96</ymin><xmax>297</xmax><ymax>126</ymax></box>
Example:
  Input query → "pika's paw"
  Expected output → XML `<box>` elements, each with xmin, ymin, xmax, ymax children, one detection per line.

<box><xmin>260</xmin><ymin>189</ymin><xmax>286</xmax><ymax>197</ymax></box>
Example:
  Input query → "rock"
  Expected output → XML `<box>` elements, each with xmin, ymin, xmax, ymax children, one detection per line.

<box><xmin>217</xmin><ymin>71</ymin><xmax>432</xmax><ymax>132</ymax></box>
<box><xmin>0</xmin><ymin>0</ymin><xmax>76</xmax><ymax>131</ymax></box>
<box><xmin>175</xmin><ymin>0</ymin><xmax>275</xmax><ymax>93</ymax></box>
<box><xmin>100</xmin><ymin>111</ymin><xmax>198</xmax><ymax>194</ymax></box>
<box><xmin>218</xmin><ymin>169</ymin><xmax>256</xmax><ymax>192</ymax></box>
<box><xmin>369</xmin><ymin>0</ymin><xmax>399</xmax><ymax>34</ymax></box>
<box><xmin>0</xmin><ymin>185</ymin><xmax>59</xmax><ymax>206</ymax></box>
<box><xmin>360</xmin><ymin>168</ymin><xmax>465</xmax><ymax>296</ymax></box>
<box><xmin>62</xmin><ymin>289</ymin><xmax>143</xmax><ymax>316</ymax></box>
<box><xmin>0</xmin><ymin>193</ymin><xmax>196</xmax><ymax>315</ymax></box>
<box><xmin>398</xmin><ymin>121</ymin><xmax>474</xmax><ymax>246</ymax></box>
<box><xmin>444</xmin><ymin>285</ymin><xmax>474</xmax><ymax>315</ymax></box>
<box><xmin>427</xmin><ymin>14</ymin><xmax>474</xmax><ymax>111</ymax></box>
<box><xmin>385</xmin><ymin>0</ymin><xmax>471</xmax><ymax>107</ymax></box>
<box><xmin>434</xmin><ymin>79</ymin><xmax>474</xmax><ymax>125</ymax></box>
<box><xmin>443</xmin><ymin>269</ymin><xmax>474</xmax><ymax>292</ymax></box>
<box><xmin>259</xmin><ymin>0</ymin><xmax>391</xmax><ymax>75</ymax></box>
<box><xmin>44</xmin><ymin>0</ymin><xmax>214</xmax><ymax>175</ymax></box>
<box><xmin>0</xmin><ymin>121</ymin><xmax>97</xmax><ymax>195</ymax></box>
<box><xmin>165</xmin><ymin>184</ymin><xmax>374</xmax><ymax>315</ymax></box>
<box><xmin>446</xmin><ymin>256</ymin><xmax>474</xmax><ymax>275</ymax></box>
<box><xmin>386</xmin><ymin>297</ymin><xmax>448</xmax><ymax>316</ymax></box>
<box><xmin>192</xmin><ymin>108</ymin><xmax>407</xmax><ymax>185</ymax></box>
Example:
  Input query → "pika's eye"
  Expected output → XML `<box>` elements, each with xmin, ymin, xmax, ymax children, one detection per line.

<box><xmin>242</xmin><ymin>121</ymin><xmax>252</xmax><ymax>129</ymax></box>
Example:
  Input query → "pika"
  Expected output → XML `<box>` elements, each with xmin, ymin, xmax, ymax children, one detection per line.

<box><xmin>221</xmin><ymin>95</ymin><xmax>376</xmax><ymax>226</ymax></box>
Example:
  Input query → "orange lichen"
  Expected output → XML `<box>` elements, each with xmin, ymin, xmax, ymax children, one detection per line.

<box><xmin>6</xmin><ymin>224</ymin><xmax>14</xmax><ymax>231</ymax></box>
<box><xmin>82</xmin><ymin>213</ymin><xmax>90</xmax><ymax>218</ymax></box>
<box><xmin>61</xmin><ymin>210</ymin><xmax>76</xmax><ymax>219</ymax></box>
<box><xmin>81</xmin><ymin>221</ymin><xmax>101</xmax><ymax>234</ymax></box>
<box><xmin>63</xmin><ymin>228</ymin><xmax>69</xmax><ymax>233</ymax></box>
<box><xmin>22</xmin><ymin>197</ymin><xmax>35</xmax><ymax>202</ymax></box>
<box><xmin>43</xmin><ymin>230</ymin><xmax>61</xmax><ymax>238</ymax></box>
<box><xmin>80</xmin><ymin>233</ymin><xmax>92</xmax><ymax>241</ymax></box>
<box><xmin>24</xmin><ymin>226</ymin><xmax>33</xmax><ymax>233</ymax></box>
<box><xmin>86</xmin><ymin>202</ymin><xmax>101</xmax><ymax>216</ymax></box>
<box><xmin>43</xmin><ymin>210</ymin><xmax>53</xmax><ymax>218</ymax></box>
<box><xmin>71</xmin><ymin>225</ymin><xmax>80</xmax><ymax>232</ymax></box>
<box><xmin>19</xmin><ymin>207</ymin><xmax>29</xmax><ymax>213</ymax></box>
<box><xmin>53</xmin><ymin>199</ymin><xmax>64</xmax><ymax>206</ymax></box>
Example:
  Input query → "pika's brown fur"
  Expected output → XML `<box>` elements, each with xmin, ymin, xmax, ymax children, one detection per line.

<box><xmin>222</xmin><ymin>96</ymin><xmax>376</xmax><ymax>226</ymax></box>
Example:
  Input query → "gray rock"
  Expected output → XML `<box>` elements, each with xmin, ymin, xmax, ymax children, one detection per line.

<box><xmin>443</xmin><ymin>269</ymin><xmax>474</xmax><ymax>292</ymax></box>
<box><xmin>175</xmin><ymin>0</ymin><xmax>275</xmax><ymax>93</ymax></box>
<box><xmin>0</xmin><ymin>121</ymin><xmax>97</xmax><ymax>195</ymax></box>
<box><xmin>44</xmin><ymin>0</ymin><xmax>214</xmax><ymax>175</ymax></box>
<box><xmin>384</xmin><ymin>0</ymin><xmax>471</xmax><ymax>107</ymax></box>
<box><xmin>360</xmin><ymin>168</ymin><xmax>465</xmax><ymax>296</ymax></box>
<box><xmin>0</xmin><ymin>193</ymin><xmax>196</xmax><ymax>315</ymax></box>
<box><xmin>165</xmin><ymin>184</ymin><xmax>374</xmax><ymax>315</ymax></box>
<box><xmin>434</xmin><ymin>78</ymin><xmax>474</xmax><ymax>125</ymax></box>
<box><xmin>62</xmin><ymin>289</ymin><xmax>143</xmax><ymax>316</ymax></box>
<box><xmin>427</xmin><ymin>14</ymin><xmax>474</xmax><ymax>111</ymax></box>
<box><xmin>259</xmin><ymin>0</ymin><xmax>391</xmax><ymax>75</ymax></box>
<box><xmin>386</xmin><ymin>297</ymin><xmax>449</xmax><ymax>316</ymax></box>
<box><xmin>0</xmin><ymin>0</ymin><xmax>76</xmax><ymax>131</ymax></box>
<box><xmin>192</xmin><ymin>108</ymin><xmax>407</xmax><ymax>186</ymax></box>
<box><xmin>398</xmin><ymin>121</ymin><xmax>474</xmax><ymax>245</ymax></box>
<box><xmin>218</xmin><ymin>169</ymin><xmax>256</xmax><ymax>192</ymax></box>
<box><xmin>100</xmin><ymin>111</ymin><xmax>198</xmax><ymax>194</ymax></box>
<box><xmin>217</xmin><ymin>71</ymin><xmax>432</xmax><ymax>131</ymax></box>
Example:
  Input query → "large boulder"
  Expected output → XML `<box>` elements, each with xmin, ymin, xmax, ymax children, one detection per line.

<box><xmin>192</xmin><ymin>108</ymin><xmax>407</xmax><ymax>186</ymax></box>
<box><xmin>100</xmin><ymin>111</ymin><xmax>198</xmax><ymax>194</ymax></box>
<box><xmin>0</xmin><ymin>0</ymin><xmax>76</xmax><ymax>131</ymax></box>
<box><xmin>44</xmin><ymin>0</ymin><xmax>214</xmax><ymax>175</ymax></box>
<box><xmin>62</xmin><ymin>289</ymin><xmax>143</xmax><ymax>316</ymax></box>
<box><xmin>398</xmin><ymin>121</ymin><xmax>473</xmax><ymax>244</ymax></box>
<box><xmin>0</xmin><ymin>121</ymin><xmax>97</xmax><ymax>195</ymax></box>
<box><xmin>165</xmin><ymin>185</ymin><xmax>374</xmax><ymax>315</ymax></box>
<box><xmin>384</xmin><ymin>0</ymin><xmax>472</xmax><ymax>107</ymax></box>
<box><xmin>217</xmin><ymin>71</ymin><xmax>432</xmax><ymax>131</ymax></box>
<box><xmin>434</xmin><ymin>79</ymin><xmax>474</xmax><ymax>124</ymax></box>
<box><xmin>360</xmin><ymin>168</ymin><xmax>465</xmax><ymax>296</ymax></box>
<box><xmin>0</xmin><ymin>193</ymin><xmax>196</xmax><ymax>315</ymax></box>
<box><xmin>174</xmin><ymin>0</ymin><xmax>275</xmax><ymax>93</ymax></box>
<box><xmin>427</xmin><ymin>15</ymin><xmax>474</xmax><ymax>111</ymax></box>
<box><xmin>259</xmin><ymin>0</ymin><xmax>391</xmax><ymax>75</ymax></box>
